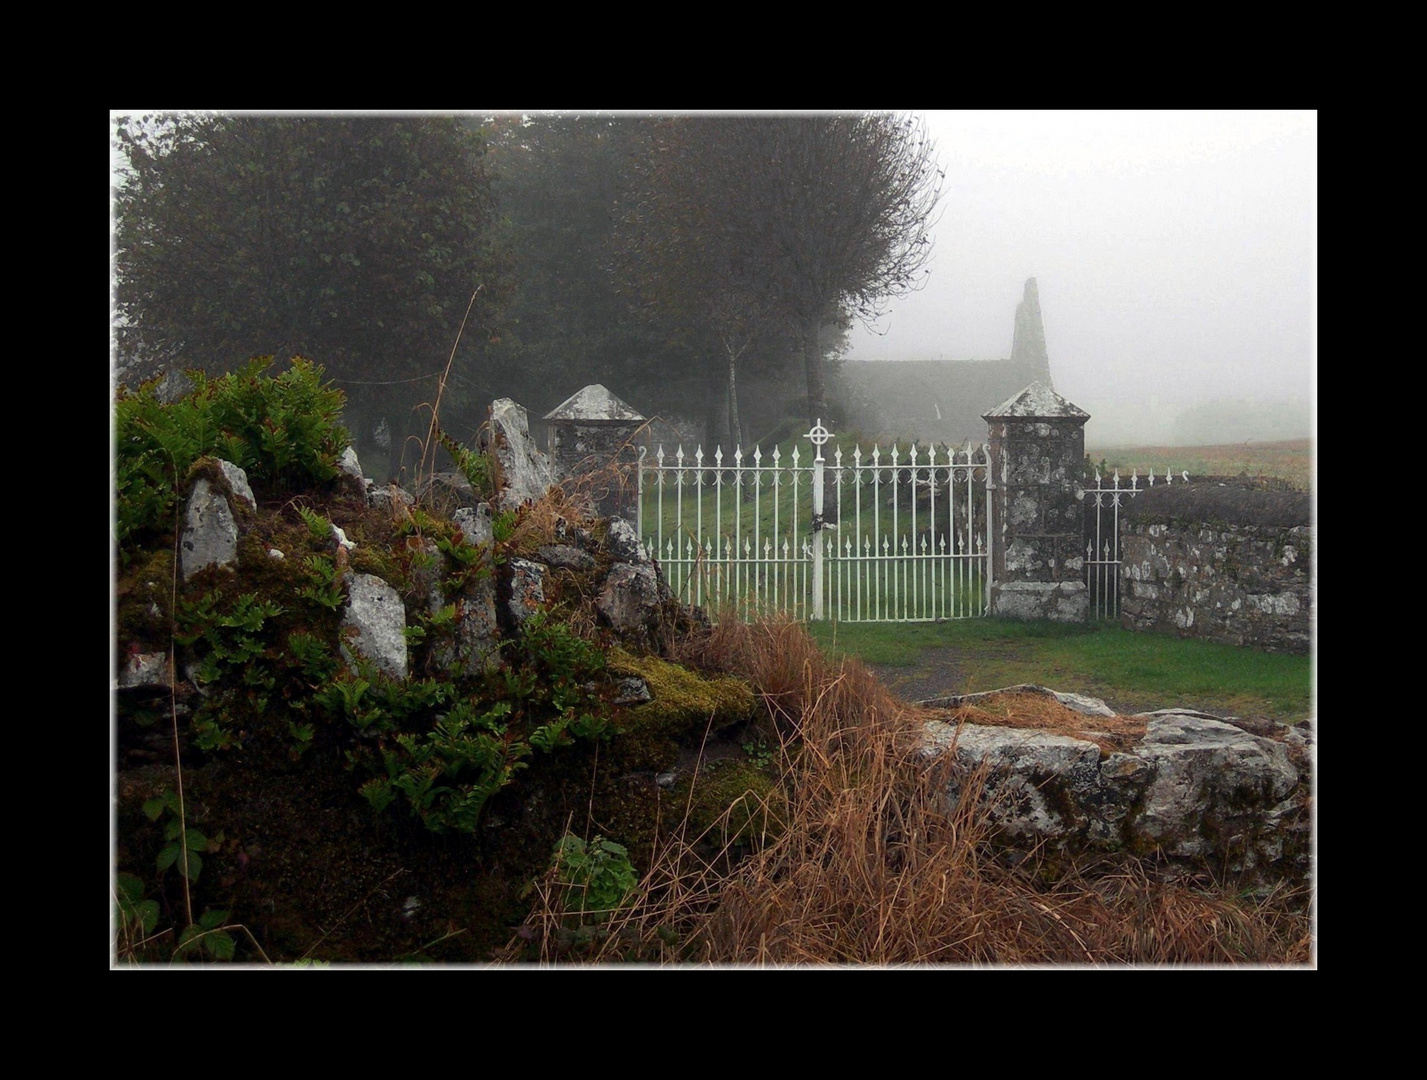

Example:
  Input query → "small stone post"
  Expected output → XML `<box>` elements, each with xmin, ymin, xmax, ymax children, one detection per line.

<box><xmin>543</xmin><ymin>385</ymin><xmax>647</xmax><ymax>521</ymax></box>
<box><xmin>983</xmin><ymin>382</ymin><xmax>1091</xmax><ymax>621</ymax></box>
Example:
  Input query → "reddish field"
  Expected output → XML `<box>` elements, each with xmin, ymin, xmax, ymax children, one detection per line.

<box><xmin>1085</xmin><ymin>438</ymin><xmax>1312</xmax><ymax>492</ymax></box>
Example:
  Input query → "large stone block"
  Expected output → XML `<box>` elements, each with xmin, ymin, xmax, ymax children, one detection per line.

<box><xmin>340</xmin><ymin>573</ymin><xmax>408</xmax><ymax>681</ymax></box>
<box><xmin>919</xmin><ymin>697</ymin><xmax>1310</xmax><ymax>880</ymax></box>
<box><xmin>988</xmin><ymin>580</ymin><xmax>1088</xmax><ymax>622</ymax></box>
<box><xmin>180</xmin><ymin>473</ymin><xmax>245</xmax><ymax>581</ymax></box>
<box><xmin>489</xmin><ymin>398</ymin><xmax>554</xmax><ymax>511</ymax></box>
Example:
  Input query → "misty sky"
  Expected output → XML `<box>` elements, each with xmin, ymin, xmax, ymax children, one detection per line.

<box><xmin>112</xmin><ymin>110</ymin><xmax>1317</xmax><ymax>416</ymax></box>
<box><xmin>845</xmin><ymin>110</ymin><xmax>1317</xmax><ymax>413</ymax></box>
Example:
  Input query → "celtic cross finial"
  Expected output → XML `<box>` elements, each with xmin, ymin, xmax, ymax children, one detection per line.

<box><xmin>805</xmin><ymin>419</ymin><xmax>831</xmax><ymax>461</ymax></box>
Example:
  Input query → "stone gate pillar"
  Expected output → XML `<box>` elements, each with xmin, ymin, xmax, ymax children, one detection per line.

<box><xmin>983</xmin><ymin>382</ymin><xmax>1091</xmax><ymax>621</ymax></box>
<box><xmin>543</xmin><ymin>384</ymin><xmax>646</xmax><ymax>520</ymax></box>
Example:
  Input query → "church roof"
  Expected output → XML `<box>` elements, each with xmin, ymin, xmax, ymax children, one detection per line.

<box><xmin>834</xmin><ymin>357</ymin><xmax>1046</xmax><ymax>443</ymax></box>
<box><xmin>831</xmin><ymin>279</ymin><xmax>1059</xmax><ymax>443</ymax></box>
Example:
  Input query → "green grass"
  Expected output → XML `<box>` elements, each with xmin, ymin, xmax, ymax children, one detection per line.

<box><xmin>652</xmin><ymin>540</ymin><xmax>987</xmax><ymax>624</ymax></box>
<box><xmin>807</xmin><ymin>617</ymin><xmax>1312</xmax><ymax>721</ymax></box>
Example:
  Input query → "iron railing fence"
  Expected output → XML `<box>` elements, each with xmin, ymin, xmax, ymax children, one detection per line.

<box><xmin>638</xmin><ymin>438</ymin><xmax>992</xmax><ymax>623</ymax></box>
<box><xmin>1079</xmin><ymin>466</ymin><xmax>1188</xmax><ymax>619</ymax></box>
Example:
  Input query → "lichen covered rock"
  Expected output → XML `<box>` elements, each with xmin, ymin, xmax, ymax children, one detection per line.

<box><xmin>919</xmin><ymin>694</ymin><xmax>1311</xmax><ymax>883</ymax></box>
<box><xmin>340</xmin><ymin>572</ymin><xmax>408</xmax><ymax>680</ymax></box>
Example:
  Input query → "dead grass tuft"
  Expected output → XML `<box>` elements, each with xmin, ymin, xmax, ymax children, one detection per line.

<box><xmin>552</xmin><ymin>447</ymin><xmax>642</xmax><ymax>524</ymax></box>
<box><xmin>506</xmin><ymin>616</ymin><xmax>1313</xmax><ymax>967</ymax></box>
<box><xmin>504</xmin><ymin>485</ymin><xmax>596</xmax><ymax>557</ymax></box>
<box><xmin>932</xmin><ymin>692</ymin><xmax>1148</xmax><ymax>756</ymax></box>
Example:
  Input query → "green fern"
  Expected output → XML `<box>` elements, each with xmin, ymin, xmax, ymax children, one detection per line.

<box><xmin>436</xmin><ymin>425</ymin><xmax>494</xmax><ymax>497</ymax></box>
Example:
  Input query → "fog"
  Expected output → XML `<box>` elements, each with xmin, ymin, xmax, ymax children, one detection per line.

<box><xmin>845</xmin><ymin>110</ymin><xmax>1316</xmax><ymax>445</ymax></box>
<box><xmin>112</xmin><ymin>111</ymin><xmax>1316</xmax><ymax>446</ymax></box>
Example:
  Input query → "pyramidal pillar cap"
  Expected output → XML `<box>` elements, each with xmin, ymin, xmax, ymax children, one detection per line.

<box><xmin>983</xmin><ymin>381</ymin><xmax>1089</xmax><ymax>422</ymax></box>
<box><xmin>543</xmin><ymin>384</ymin><xmax>645</xmax><ymax>422</ymax></box>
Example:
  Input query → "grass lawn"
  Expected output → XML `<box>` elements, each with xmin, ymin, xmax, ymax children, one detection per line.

<box><xmin>807</xmin><ymin>617</ymin><xmax>1312</xmax><ymax>722</ymax></box>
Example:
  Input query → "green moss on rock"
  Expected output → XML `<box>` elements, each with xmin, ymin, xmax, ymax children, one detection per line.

<box><xmin>115</xmin><ymin>548</ymin><xmax>178</xmax><ymax>653</ymax></box>
<box><xmin>608</xmin><ymin>648</ymin><xmax>756</xmax><ymax>738</ymax></box>
<box><xmin>677</xmin><ymin>760</ymin><xmax>787</xmax><ymax>852</ymax></box>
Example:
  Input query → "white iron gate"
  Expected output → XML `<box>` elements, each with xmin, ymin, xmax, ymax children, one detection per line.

<box><xmin>637</xmin><ymin>423</ymin><xmax>992</xmax><ymax>622</ymax></box>
<box><xmin>1079</xmin><ymin>466</ymin><xmax>1187</xmax><ymax>619</ymax></box>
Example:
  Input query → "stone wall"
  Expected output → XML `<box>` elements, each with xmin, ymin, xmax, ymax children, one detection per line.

<box><xmin>1119</xmin><ymin>478</ymin><xmax>1312</xmax><ymax>653</ymax></box>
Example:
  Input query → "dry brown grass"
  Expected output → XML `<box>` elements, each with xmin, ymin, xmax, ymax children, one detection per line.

<box><xmin>507</xmin><ymin>617</ymin><xmax>1314</xmax><ymax>967</ymax></box>
<box><xmin>551</xmin><ymin>443</ymin><xmax>644</xmax><ymax>523</ymax></box>
<box><xmin>503</xmin><ymin>484</ymin><xmax>596</xmax><ymax>556</ymax></box>
<box><xmin>933</xmin><ymin>692</ymin><xmax>1148</xmax><ymax>757</ymax></box>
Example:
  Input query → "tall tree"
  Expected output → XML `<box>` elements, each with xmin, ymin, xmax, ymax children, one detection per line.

<box><xmin>619</xmin><ymin>114</ymin><xmax>944</xmax><ymax>426</ymax></box>
<box><xmin>614</xmin><ymin>116</ymin><xmax>785</xmax><ymax>448</ymax></box>
<box><xmin>113</xmin><ymin>113</ymin><xmax>506</xmax><ymax>477</ymax></box>
<box><xmin>475</xmin><ymin>114</ymin><xmax>689</xmax><ymax>422</ymax></box>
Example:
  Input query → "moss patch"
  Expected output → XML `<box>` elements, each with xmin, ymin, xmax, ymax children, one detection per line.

<box><xmin>677</xmin><ymin>759</ymin><xmax>787</xmax><ymax>853</ymax></box>
<box><xmin>115</xmin><ymin>547</ymin><xmax>178</xmax><ymax>655</ymax></box>
<box><xmin>608</xmin><ymin>647</ymin><xmax>757</xmax><ymax>739</ymax></box>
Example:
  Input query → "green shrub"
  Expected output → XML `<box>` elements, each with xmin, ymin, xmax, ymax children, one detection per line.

<box><xmin>355</xmin><ymin>697</ymin><xmax>532</xmax><ymax>835</ymax></box>
<box><xmin>550</xmin><ymin>833</ymin><xmax>638</xmax><ymax>919</ymax></box>
<box><xmin>114</xmin><ymin>356</ymin><xmax>349</xmax><ymax>556</ymax></box>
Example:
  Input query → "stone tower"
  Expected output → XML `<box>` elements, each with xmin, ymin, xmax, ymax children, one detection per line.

<box><xmin>1010</xmin><ymin>278</ymin><xmax>1053</xmax><ymax>389</ymax></box>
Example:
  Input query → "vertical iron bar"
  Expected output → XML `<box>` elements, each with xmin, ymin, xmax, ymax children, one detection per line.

<box><xmin>809</xmin><ymin>422</ymin><xmax>825</xmax><ymax>621</ymax></box>
<box><xmin>929</xmin><ymin>446</ymin><xmax>938</xmax><ymax>620</ymax></box>
<box><xmin>982</xmin><ymin>444</ymin><xmax>992</xmax><ymax>616</ymax></box>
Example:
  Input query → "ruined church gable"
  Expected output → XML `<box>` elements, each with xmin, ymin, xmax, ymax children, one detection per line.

<box><xmin>834</xmin><ymin>278</ymin><xmax>1055</xmax><ymax>443</ymax></box>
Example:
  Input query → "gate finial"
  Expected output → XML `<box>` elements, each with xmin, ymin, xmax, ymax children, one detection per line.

<box><xmin>804</xmin><ymin>419</ymin><xmax>831</xmax><ymax>462</ymax></box>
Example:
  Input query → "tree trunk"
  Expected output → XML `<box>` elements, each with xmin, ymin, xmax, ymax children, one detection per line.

<box><xmin>727</xmin><ymin>347</ymin><xmax>742</xmax><ymax>450</ymax></box>
<box><xmin>803</xmin><ymin>316</ymin><xmax>828</xmax><ymax>425</ymax></box>
<box><xmin>703</xmin><ymin>364</ymin><xmax>729</xmax><ymax>451</ymax></box>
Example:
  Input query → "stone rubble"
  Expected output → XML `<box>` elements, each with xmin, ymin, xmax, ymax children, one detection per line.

<box><xmin>918</xmin><ymin>689</ymin><xmax>1312</xmax><ymax>883</ymax></box>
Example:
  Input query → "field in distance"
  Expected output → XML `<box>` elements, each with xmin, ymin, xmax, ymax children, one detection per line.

<box><xmin>1084</xmin><ymin>437</ymin><xmax>1311</xmax><ymax>492</ymax></box>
